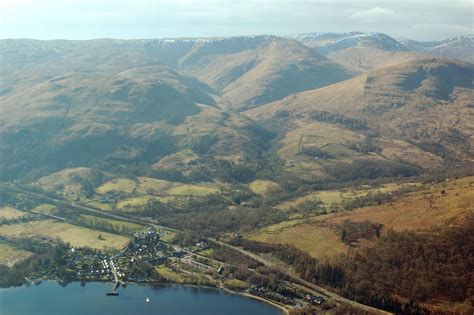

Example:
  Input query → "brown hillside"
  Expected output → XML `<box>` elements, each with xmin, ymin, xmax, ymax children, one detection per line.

<box><xmin>247</xmin><ymin>57</ymin><xmax>474</xmax><ymax>175</ymax></box>
<box><xmin>176</xmin><ymin>36</ymin><xmax>353</xmax><ymax>111</ymax></box>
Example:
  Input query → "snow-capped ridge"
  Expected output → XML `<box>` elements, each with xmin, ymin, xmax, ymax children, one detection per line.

<box><xmin>289</xmin><ymin>32</ymin><xmax>408</xmax><ymax>53</ymax></box>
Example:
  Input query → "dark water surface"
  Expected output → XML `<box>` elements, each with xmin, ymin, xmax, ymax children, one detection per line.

<box><xmin>0</xmin><ymin>281</ymin><xmax>282</xmax><ymax>315</ymax></box>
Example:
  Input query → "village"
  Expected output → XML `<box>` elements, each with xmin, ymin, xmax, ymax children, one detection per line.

<box><xmin>24</xmin><ymin>226</ymin><xmax>326</xmax><ymax>310</ymax></box>
<box><xmin>0</xmin><ymin>183</ymin><xmax>333</xmax><ymax>312</ymax></box>
<box><xmin>50</xmin><ymin>228</ymin><xmax>184</xmax><ymax>283</ymax></box>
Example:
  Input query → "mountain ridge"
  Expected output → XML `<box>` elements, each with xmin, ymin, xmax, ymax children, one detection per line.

<box><xmin>1</xmin><ymin>36</ymin><xmax>473</xmax><ymax>182</ymax></box>
<box><xmin>246</xmin><ymin>57</ymin><xmax>474</xmax><ymax>177</ymax></box>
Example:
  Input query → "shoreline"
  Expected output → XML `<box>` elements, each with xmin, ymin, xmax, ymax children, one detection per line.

<box><xmin>159</xmin><ymin>283</ymin><xmax>290</xmax><ymax>314</ymax></box>
<box><xmin>240</xmin><ymin>291</ymin><xmax>289</xmax><ymax>315</ymax></box>
<box><xmin>12</xmin><ymin>278</ymin><xmax>290</xmax><ymax>314</ymax></box>
<box><xmin>139</xmin><ymin>282</ymin><xmax>290</xmax><ymax>315</ymax></box>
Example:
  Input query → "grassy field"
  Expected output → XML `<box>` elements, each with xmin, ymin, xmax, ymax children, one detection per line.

<box><xmin>197</xmin><ymin>248</ymin><xmax>214</xmax><ymax>257</ymax></box>
<box><xmin>0</xmin><ymin>220</ymin><xmax>130</xmax><ymax>250</ymax></box>
<box><xmin>160</xmin><ymin>231</ymin><xmax>177</xmax><ymax>243</ymax></box>
<box><xmin>95</xmin><ymin>187</ymin><xmax>200</xmax><ymax>213</ymax></box>
<box><xmin>248</xmin><ymin>180</ymin><xmax>280</xmax><ymax>195</ymax></box>
<box><xmin>116</xmin><ymin>195</ymin><xmax>158</xmax><ymax>211</ymax></box>
<box><xmin>86</xmin><ymin>201</ymin><xmax>114</xmax><ymax>211</ymax></box>
<box><xmin>135</xmin><ymin>177</ymin><xmax>172</xmax><ymax>195</ymax></box>
<box><xmin>166</xmin><ymin>184</ymin><xmax>219</xmax><ymax>196</ymax></box>
<box><xmin>76</xmin><ymin>214</ymin><xmax>145</xmax><ymax>233</ymax></box>
<box><xmin>153</xmin><ymin>149</ymin><xmax>198</xmax><ymax>169</ymax></box>
<box><xmin>32</xmin><ymin>204</ymin><xmax>58</xmax><ymax>215</ymax></box>
<box><xmin>0</xmin><ymin>206</ymin><xmax>28</xmax><ymax>220</ymax></box>
<box><xmin>323</xmin><ymin>176</ymin><xmax>474</xmax><ymax>232</ymax></box>
<box><xmin>34</xmin><ymin>167</ymin><xmax>92</xmax><ymax>192</ymax></box>
<box><xmin>277</xmin><ymin>121</ymin><xmax>363</xmax><ymax>180</ymax></box>
<box><xmin>155</xmin><ymin>265</ymin><xmax>184</xmax><ymax>283</ymax></box>
<box><xmin>247</xmin><ymin>219</ymin><xmax>348</xmax><ymax>261</ymax></box>
<box><xmin>223</xmin><ymin>279</ymin><xmax>250</xmax><ymax>290</ymax></box>
<box><xmin>155</xmin><ymin>196</ymin><xmax>180</xmax><ymax>203</ymax></box>
<box><xmin>247</xmin><ymin>177</ymin><xmax>473</xmax><ymax>261</ymax></box>
<box><xmin>278</xmin><ymin>182</ymin><xmax>418</xmax><ymax>210</ymax></box>
<box><xmin>33</xmin><ymin>168</ymin><xmax>221</xmax><ymax>215</ymax></box>
<box><xmin>62</xmin><ymin>184</ymin><xmax>83</xmax><ymax>201</ymax></box>
<box><xmin>0</xmin><ymin>243</ymin><xmax>33</xmax><ymax>267</ymax></box>
<box><xmin>96</xmin><ymin>178</ymin><xmax>137</xmax><ymax>195</ymax></box>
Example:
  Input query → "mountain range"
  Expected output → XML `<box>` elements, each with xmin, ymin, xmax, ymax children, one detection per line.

<box><xmin>1</xmin><ymin>32</ymin><xmax>473</xmax><ymax>183</ymax></box>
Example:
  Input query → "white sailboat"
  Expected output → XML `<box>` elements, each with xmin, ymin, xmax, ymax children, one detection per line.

<box><xmin>145</xmin><ymin>297</ymin><xmax>150</xmax><ymax>303</ymax></box>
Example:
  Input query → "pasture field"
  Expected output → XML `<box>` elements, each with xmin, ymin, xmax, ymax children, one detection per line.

<box><xmin>30</xmin><ymin>167</ymin><xmax>223</xmax><ymax>215</ymax></box>
<box><xmin>76</xmin><ymin>214</ymin><xmax>145</xmax><ymax>233</ymax></box>
<box><xmin>86</xmin><ymin>201</ymin><xmax>114</xmax><ymax>211</ymax></box>
<box><xmin>247</xmin><ymin>220</ymin><xmax>348</xmax><ymax>261</ymax></box>
<box><xmin>155</xmin><ymin>196</ymin><xmax>180</xmax><ymax>203</ymax></box>
<box><xmin>277</xmin><ymin>122</ymin><xmax>363</xmax><ymax>180</ymax></box>
<box><xmin>32</xmin><ymin>204</ymin><xmax>57</xmax><ymax>215</ymax></box>
<box><xmin>196</xmin><ymin>248</ymin><xmax>214</xmax><ymax>257</ymax></box>
<box><xmin>116</xmin><ymin>195</ymin><xmax>159</xmax><ymax>211</ymax></box>
<box><xmin>34</xmin><ymin>167</ymin><xmax>92</xmax><ymax>192</ymax></box>
<box><xmin>155</xmin><ymin>265</ymin><xmax>184</xmax><ymax>283</ymax></box>
<box><xmin>223</xmin><ymin>279</ymin><xmax>250</xmax><ymax>290</ymax></box>
<box><xmin>323</xmin><ymin>176</ymin><xmax>474</xmax><ymax>232</ymax></box>
<box><xmin>0</xmin><ymin>206</ymin><xmax>28</xmax><ymax>220</ymax></box>
<box><xmin>166</xmin><ymin>184</ymin><xmax>219</xmax><ymax>196</ymax></box>
<box><xmin>278</xmin><ymin>181</ymin><xmax>419</xmax><ymax>210</ymax></box>
<box><xmin>135</xmin><ymin>177</ymin><xmax>172</xmax><ymax>195</ymax></box>
<box><xmin>248</xmin><ymin>180</ymin><xmax>280</xmax><ymax>195</ymax></box>
<box><xmin>160</xmin><ymin>231</ymin><xmax>177</xmax><ymax>243</ymax></box>
<box><xmin>153</xmin><ymin>149</ymin><xmax>198</xmax><ymax>169</ymax></box>
<box><xmin>96</xmin><ymin>178</ymin><xmax>137</xmax><ymax>195</ymax></box>
<box><xmin>61</xmin><ymin>183</ymin><xmax>83</xmax><ymax>201</ymax></box>
<box><xmin>247</xmin><ymin>177</ymin><xmax>473</xmax><ymax>262</ymax></box>
<box><xmin>0</xmin><ymin>220</ymin><xmax>130</xmax><ymax>250</ymax></box>
<box><xmin>0</xmin><ymin>243</ymin><xmax>33</xmax><ymax>267</ymax></box>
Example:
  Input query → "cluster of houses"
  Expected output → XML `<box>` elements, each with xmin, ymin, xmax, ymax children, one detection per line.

<box><xmin>58</xmin><ymin>228</ymin><xmax>172</xmax><ymax>282</ymax></box>
<box><xmin>101</xmin><ymin>259</ymin><xmax>110</xmax><ymax>273</ymax></box>
<box><xmin>98</xmin><ymin>191</ymin><xmax>121</xmax><ymax>203</ymax></box>
<box><xmin>109</xmin><ymin>259</ymin><xmax>126</xmax><ymax>279</ymax></box>
<box><xmin>69</xmin><ymin>250</ymin><xmax>114</xmax><ymax>280</ymax></box>
<box><xmin>28</xmin><ymin>226</ymin><xmax>334</xmax><ymax>311</ymax></box>
<box><xmin>194</xmin><ymin>241</ymin><xmax>207</xmax><ymax>251</ymax></box>
<box><xmin>304</xmin><ymin>294</ymin><xmax>326</xmax><ymax>305</ymax></box>
<box><xmin>248</xmin><ymin>285</ymin><xmax>294</xmax><ymax>306</ymax></box>
<box><xmin>125</xmin><ymin>228</ymin><xmax>179</xmax><ymax>261</ymax></box>
<box><xmin>248</xmin><ymin>285</ymin><xmax>327</xmax><ymax>308</ymax></box>
<box><xmin>56</xmin><ymin>228</ymin><xmax>202</xmax><ymax>283</ymax></box>
<box><xmin>109</xmin><ymin>229</ymin><xmax>172</xmax><ymax>280</ymax></box>
<box><xmin>181</xmin><ymin>257</ymin><xmax>213</xmax><ymax>272</ymax></box>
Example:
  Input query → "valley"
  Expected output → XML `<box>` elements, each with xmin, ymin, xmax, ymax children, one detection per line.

<box><xmin>1</xmin><ymin>31</ymin><xmax>473</xmax><ymax>314</ymax></box>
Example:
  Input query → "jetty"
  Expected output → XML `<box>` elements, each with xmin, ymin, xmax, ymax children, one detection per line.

<box><xmin>106</xmin><ymin>259</ymin><xmax>121</xmax><ymax>296</ymax></box>
<box><xmin>106</xmin><ymin>281</ymin><xmax>121</xmax><ymax>296</ymax></box>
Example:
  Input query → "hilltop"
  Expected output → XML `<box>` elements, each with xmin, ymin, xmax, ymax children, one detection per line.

<box><xmin>399</xmin><ymin>35</ymin><xmax>474</xmax><ymax>64</ymax></box>
<box><xmin>146</xmin><ymin>35</ymin><xmax>353</xmax><ymax>110</ymax></box>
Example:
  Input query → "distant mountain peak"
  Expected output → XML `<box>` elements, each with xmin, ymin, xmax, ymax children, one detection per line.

<box><xmin>290</xmin><ymin>31</ymin><xmax>363</xmax><ymax>41</ymax></box>
<box><xmin>289</xmin><ymin>31</ymin><xmax>408</xmax><ymax>53</ymax></box>
<box><xmin>399</xmin><ymin>35</ymin><xmax>474</xmax><ymax>64</ymax></box>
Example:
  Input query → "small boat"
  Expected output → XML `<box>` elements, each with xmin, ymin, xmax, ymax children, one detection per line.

<box><xmin>145</xmin><ymin>297</ymin><xmax>150</xmax><ymax>303</ymax></box>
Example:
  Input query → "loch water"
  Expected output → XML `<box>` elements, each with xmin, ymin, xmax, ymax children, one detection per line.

<box><xmin>0</xmin><ymin>281</ymin><xmax>283</xmax><ymax>315</ymax></box>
